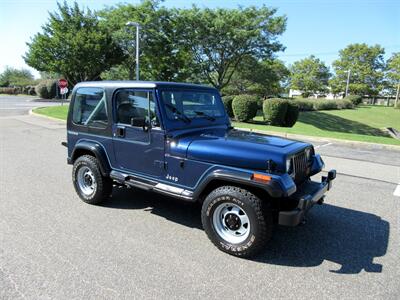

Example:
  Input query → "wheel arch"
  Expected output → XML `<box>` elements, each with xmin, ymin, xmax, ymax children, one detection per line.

<box><xmin>70</xmin><ymin>141</ymin><xmax>111</xmax><ymax>176</ymax></box>
<box><xmin>193</xmin><ymin>169</ymin><xmax>285</xmax><ymax>204</ymax></box>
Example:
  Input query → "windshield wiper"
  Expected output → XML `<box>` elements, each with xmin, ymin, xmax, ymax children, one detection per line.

<box><xmin>165</xmin><ymin>103</ymin><xmax>191</xmax><ymax>123</ymax></box>
<box><xmin>194</xmin><ymin>111</ymin><xmax>216</xmax><ymax>121</ymax></box>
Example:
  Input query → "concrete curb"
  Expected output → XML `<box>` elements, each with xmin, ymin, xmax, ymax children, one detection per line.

<box><xmin>239</xmin><ymin>128</ymin><xmax>400</xmax><ymax>151</ymax></box>
<box><xmin>29</xmin><ymin>108</ymin><xmax>67</xmax><ymax>123</ymax></box>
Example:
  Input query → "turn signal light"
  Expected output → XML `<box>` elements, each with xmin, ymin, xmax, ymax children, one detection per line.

<box><xmin>252</xmin><ymin>173</ymin><xmax>271</xmax><ymax>183</ymax></box>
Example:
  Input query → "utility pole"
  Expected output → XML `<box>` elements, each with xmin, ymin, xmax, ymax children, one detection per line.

<box><xmin>126</xmin><ymin>21</ymin><xmax>140</xmax><ymax>81</ymax></box>
<box><xmin>345</xmin><ymin>69</ymin><xmax>351</xmax><ymax>97</ymax></box>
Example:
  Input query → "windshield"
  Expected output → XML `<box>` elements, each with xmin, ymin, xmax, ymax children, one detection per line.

<box><xmin>161</xmin><ymin>90</ymin><xmax>225</xmax><ymax>121</ymax></box>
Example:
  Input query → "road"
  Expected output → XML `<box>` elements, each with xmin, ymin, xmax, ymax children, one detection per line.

<box><xmin>0</xmin><ymin>95</ymin><xmax>62</xmax><ymax>117</ymax></box>
<box><xmin>1</xmin><ymin>96</ymin><xmax>399</xmax><ymax>299</ymax></box>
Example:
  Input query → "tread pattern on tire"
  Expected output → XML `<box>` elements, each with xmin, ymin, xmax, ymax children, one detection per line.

<box><xmin>201</xmin><ymin>185</ymin><xmax>273</xmax><ymax>258</ymax></box>
<box><xmin>72</xmin><ymin>154</ymin><xmax>112</xmax><ymax>205</ymax></box>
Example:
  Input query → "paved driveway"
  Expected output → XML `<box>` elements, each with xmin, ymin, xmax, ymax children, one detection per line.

<box><xmin>0</xmin><ymin>96</ymin><xmax>399</xmax><ymax>299</ymax></box>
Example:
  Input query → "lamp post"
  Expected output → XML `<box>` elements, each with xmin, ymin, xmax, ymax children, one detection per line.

<box><xmin>345</xmin><ymin>69</ymin><xmax>351</xmax><ymax>97</ymax></box>
<box><xmin>125</xmin><ymin>21</ymin><xmax>140</xmax><ymax>81</ymax></box>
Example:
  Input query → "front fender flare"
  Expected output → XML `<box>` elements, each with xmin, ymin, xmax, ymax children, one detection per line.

<box><xmin>192</xmin><ymin>168</ymin><xmax>296</xmax><ymax>200</ymax></box>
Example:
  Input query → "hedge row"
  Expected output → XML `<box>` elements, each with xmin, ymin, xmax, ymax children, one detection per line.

<box><xmin>293</xmin><ymin>98</ymin><xmax>354</xmax><ymax>111</ymax></box>
<box><xmin>263</xmin><ymin>99</ymin><xmax>299</xmax><ymax>127</ymax></box>
<box><xmin>0</xmin><ymin>86</ymin><xmax>36</xmax><ymax>95</ymax></box>
<box><xmin>228</xmin><ymin>95</ymin><xmax>300</xmax><ymax>127</ymax></box>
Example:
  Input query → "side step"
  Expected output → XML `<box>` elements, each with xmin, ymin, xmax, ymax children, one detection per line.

<box><xmin>109</xmin><ymin>170</ymin><xmax>195</xmax><ymax>202</ymax></box>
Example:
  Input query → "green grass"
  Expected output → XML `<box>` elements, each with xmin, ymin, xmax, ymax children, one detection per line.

<box><xmin>233</xmin><ymin>105</ymin><xmax>400</xmax><ymax>145</ymax></box>
<box><xmin>33</xmin><ymin>105</ymin><xmax>69</xmax><ymax>120</ymax></box>
<box><xmin>33</xmin><ymin>104</ymin><xmax>400</xmax><ymax>145</ymax></box>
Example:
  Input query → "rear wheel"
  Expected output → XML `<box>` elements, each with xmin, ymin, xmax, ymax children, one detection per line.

<box><xmin>201</xmin><ymin>186</ymin><xmax>273</xmax><ymax>257</ymax></box>
<box><xmin>72</xmin><ymin>155</ymin><xmax>112</xmax><ymax>204</ymax></box>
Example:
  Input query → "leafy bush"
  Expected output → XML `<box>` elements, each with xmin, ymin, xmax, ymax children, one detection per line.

<box><xmin>28</xmin><ymin>86</ymin><xmax>36</xmax><ymax>95</ymax></box>
<box><xmin>284</xmin><ymin>102</ymin><xmax>299</xmax><ymax>127</ymax></box>
<box><xmin>35</xmin><ymin>79</ymin><xmax>57</xmax><ymax>99</ymax></box>
<box><xmin>222</xmin><ymin>95</ymin><xmax>234</xmax><ymax>118</ymax></box>
<box><xmin>336</xmin><ymin>99</ymin><xmax>353</xmax><ymax>109</ymax></box>
<box><xmin>0</xmin><ymin>87</ymin><xmax>18</xmax><ymax>94</ymax></box>
<box><xmin>35</xmin><ymin>82</ymin><xmax>49</xmax><ymax>99</ymax></box>
<box><xmin>313</xmin><ymin>99</ymin><xmax>338</xmax><ymax>110</ymax></box>
<box><xmin>263</xmin><ymin>98</ymin><xmax>288</xmax><ymax>125</ymax></box>
<box><xmin>344</xmin><ymin>95</ymin><xmax>363</xmax><ymax>106</ymax></box>
<box><xmin>293</xmin><ymin>98</ymin><xmax>314</xmax><ymax>111</ymax></box>
<box><xmin>232</xmin><ymin>94</ymin><xmax>258</xmax><ymax>122</ymax></box>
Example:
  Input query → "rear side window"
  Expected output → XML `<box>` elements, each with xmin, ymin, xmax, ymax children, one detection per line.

<box><xmin>72</xmin><ymin>87</ymin><xmax>108</xmax><ymax>128</ymax></box>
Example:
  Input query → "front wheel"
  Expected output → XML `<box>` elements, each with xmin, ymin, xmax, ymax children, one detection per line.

<box><xmin>72</xmin><ymin>155</ymin><xmax>112</xmax><ymax>205</ymax></box>
<box><xmin>201</xmin><ymin>186</ymin><xmax>273</xmax><ymax>257</ymax></box>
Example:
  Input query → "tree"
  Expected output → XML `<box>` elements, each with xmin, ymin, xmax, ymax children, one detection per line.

<box><xmin>289</xmin><ymin>55</ymin><xmax>330</xmax><ymax>97</ymax></box>
<box><xmin>330</xmin><ymin>43</ymin><xmax>385</xmax><ymax>96</ymax></box>
<box><xmin>222</xmin><ymin>57</ymin><xmax>289</xmax><ymax>97</ymax></box>
<box><xmin>99</xmin><ymin>0</ymin><xmax>193</xmax><ymax>81</ymax></box>
<box><xmin>386</xmin><ymin>52</ymin><xmax>400</xmax><ymax>105</ymax></box>
<box><xmin>0</xmin><ymin>67</ymin><xmax>35</xmax><ymax>87</ymax></box>
<box><xmin>24</xmin><ymin>1</ymin><xmax>124</xmax><ymax>85</ymax></box>
<box><xmin>175</xmin><ymin>5</ymin><xmax>286</xmax><ymax>90</ymax></box>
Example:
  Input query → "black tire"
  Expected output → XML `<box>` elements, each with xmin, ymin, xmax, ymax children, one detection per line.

<box><xmin>201</xmin><ymin>186</ymin><xmax>273</xmax><ymax>257</ymax></box>
<box><xmin>72</xmin><ymin>155</ymin><xmax>112</xmax><ymax>205</ymax></box>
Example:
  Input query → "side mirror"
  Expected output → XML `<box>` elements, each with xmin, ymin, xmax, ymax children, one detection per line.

<box><xmin>130</xmin><ymin>117</ymin><xmax>146</xmax><ymax>127</ymax></box>
<box><xmin>131</xmin><ymin>117</ymin><xmax>150</xmax><ymax>131</ymax></box>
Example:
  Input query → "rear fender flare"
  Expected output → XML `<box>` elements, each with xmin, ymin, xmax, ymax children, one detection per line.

<box><xmin>70</xmin><ymin>141</ymin><xmax>111</xmax><ymax>176</ymax></box>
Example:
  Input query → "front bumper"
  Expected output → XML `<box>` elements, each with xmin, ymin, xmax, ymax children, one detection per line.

<box><xmin>278</xmin><ymin>170</ymin><xmax>336</xmax><ymax>226</ymax></box>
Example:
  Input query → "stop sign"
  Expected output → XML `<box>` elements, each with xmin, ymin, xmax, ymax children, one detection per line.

<box><xmin>58</xmin><ymin>79</ymin><xmax>68</xmax><ymax>88</ymax></box>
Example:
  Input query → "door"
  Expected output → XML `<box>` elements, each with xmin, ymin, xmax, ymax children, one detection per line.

<box><xmin>112</xmin><ymin>88</ymin><xmax>164</xmax><ymax>177</ymax></box>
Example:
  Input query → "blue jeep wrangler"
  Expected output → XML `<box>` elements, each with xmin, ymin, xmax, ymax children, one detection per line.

<box><xmin>66</xmin><ymin>81</ymin><xmax>336</xmax><ymax>257</ymax></box>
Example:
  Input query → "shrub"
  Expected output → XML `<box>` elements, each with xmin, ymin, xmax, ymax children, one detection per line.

<box><xmin>222</xmin><ymin>95</ymin><xmax>234</xmax><ymax>118</ymax></box>
<box><xmin>35</xmin><ymin>79</ymin><xmax>57</xmax><ymax>99</ymax></box>
<box><xmin>263</xmin><ymin>98</ymin><xmax>288</xmax><ymax>126</ymax></box>
<box><xmin>35</xmin><ymin>82</ymin><xmax>49</xmax><ymax>98</ymax></box>
<box><xmin>232</xmin><ymin>94</ymin><xmax>258</xmax><ymax>122</ymax></box>
<box><xmin>293</xmin><ymin>98</ymin><xmax>314</xmax><ymax>111</ymax></box>
<box><xmin>284</xmin><ymin>102</ymin><xmax>299</xmax><ymax>127</ymax></box>
<box><xmin>344</xmin><ymin>95</ymin><xmax>363</xmax><ymax>106</ymax></box>
<box><xmin>313</xmin><ymin>99</ymin><xmax>338</xmax><ymax>110</ymax></box>
<box><xmin>0</xmin><ymin>87</ymin><xmax>17</xmax><ymax>94</ymax></box>
<box><xmin>28</xmin><ymin>86</ymin><xmax>36</xmax><ymax>95</ymax></box>
<box><xmin>336</xmin><ymin>99</ymin><xmax>353</xmax><ymax>109</ymax></box>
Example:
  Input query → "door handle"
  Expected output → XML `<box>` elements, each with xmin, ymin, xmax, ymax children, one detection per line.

<box><xmin>116</xmin><ymin>126</ymin><xmax>125</xmax><ymax>137</ymax></box>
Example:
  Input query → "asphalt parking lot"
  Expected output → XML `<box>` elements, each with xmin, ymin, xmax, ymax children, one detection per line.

<box><xmin>0</xmin><ymin>96</ymin><xmax>399</xmax><ymax>299</ymax></box>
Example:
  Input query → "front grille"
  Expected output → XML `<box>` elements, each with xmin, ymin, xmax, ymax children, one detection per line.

<box><xmin>292</xmin><ymin>151</ymin><xmax>310</xmax><ymax>183</ymax></box>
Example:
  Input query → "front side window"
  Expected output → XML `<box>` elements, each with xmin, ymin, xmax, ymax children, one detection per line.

<box><xmin>72</xmin><ymin>87</ymin><xmax>108</xmax><ymax>128</ymax></box>
<box><xmin>161</xmin><ymin>90</ymin><xmax>225</xmax><ymax>121</ymax></box>
<box><xmin>115</xmin><ymin>89</ymin><xmax>158</xmax><ymax>126</ymax></box>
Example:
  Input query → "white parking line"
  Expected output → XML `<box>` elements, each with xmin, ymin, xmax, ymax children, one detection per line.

<box><xmin>315</xmin><ymin>142</ymin><xmax>333</xmax><ymax>149</ymax></box>
<box><xmin>394</xmin><ymin>184</ymin><xmax>400</xmax><ymax>197</ymax></box>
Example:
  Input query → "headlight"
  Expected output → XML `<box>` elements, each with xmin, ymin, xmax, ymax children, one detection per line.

<box><xmin>305</xmin><ymin>148</ymin><xmax>311</xmax><ymax>160</ymax></box>
<box><xmin>286</xmin><ymin>158</ymin><xmax>292</xmax><ymax>173</ymax></box>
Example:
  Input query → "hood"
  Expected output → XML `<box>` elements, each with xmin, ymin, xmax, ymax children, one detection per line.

<box><xmin>169</xmin><ymin>128</ymin><xmax>309</xmax><ymax>171</ymax></box>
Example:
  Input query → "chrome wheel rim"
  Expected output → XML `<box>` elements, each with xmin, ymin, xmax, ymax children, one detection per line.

<box><xmin>77</xmin><ymin>166</ymin><xmax>97</xmax><ymax>196</ymax></box>
<box><xmin>212</xmin><ymin>202</ymin><xmax>250</xmax><ymax>244</ymax></box>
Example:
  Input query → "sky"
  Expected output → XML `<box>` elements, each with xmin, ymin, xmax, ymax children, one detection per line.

<box><xmin>0</xmin><ymin>0</ymin><xmax>399</xmax><ymax>78</ymax></box>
